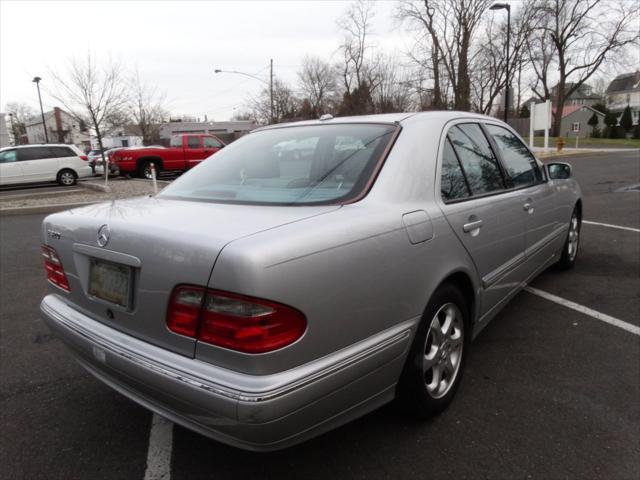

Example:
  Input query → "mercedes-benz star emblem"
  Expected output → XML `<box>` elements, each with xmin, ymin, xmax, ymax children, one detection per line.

<box><xmin>97</xmin><ymin>224</ymin><xmax>110</xmax><ymax>247</ymax></box>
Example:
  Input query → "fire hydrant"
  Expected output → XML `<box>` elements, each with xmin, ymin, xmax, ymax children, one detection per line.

<box><xmin>557</xmin><ymin>137</ymin><xmax>565</xmax><ymax>152</ymax></box>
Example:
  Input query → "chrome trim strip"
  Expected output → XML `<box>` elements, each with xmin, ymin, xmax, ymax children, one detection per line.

<box><xmin>482</xmin><ymin>224</ymin><xmax>567</xmax><ymax>289</ymax></box>
<box><xmin>73</xmin><ymin>243</ymin><xmax>142</xmax><ymax>267</ymax></box>
<box><xmin>524</xmin><ymin>224</ymin><xmax>567</xmax><ymax>258</ymax></box>
<box><xmin>41</xmin><ymin>298</ymin><xmax>411</xmax><ymax>403</ymax></box>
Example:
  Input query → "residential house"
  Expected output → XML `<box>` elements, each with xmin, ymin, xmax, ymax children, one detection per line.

<box><xmin>605</xmin><ymin>71</ymin><xmax>640</xmax><ymax>125</ymax></box>
<box><xmin>553</xmin><ymin>105</ymin><xmax>605</xmax><ymax>139</ymax></box>
<box><xmin>25</xmin><ymin>107</ymin><xmax>90</xmax><ymax>149</ymax></box>
<box><xmin>551</xmin><ymin>82</ymin><xmax>601</xmax><ymax>108</ymax></box>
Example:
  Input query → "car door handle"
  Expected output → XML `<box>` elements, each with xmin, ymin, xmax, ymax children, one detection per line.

<box><xmin>463</xmin><ymin>220</ymin><xmax>483</xmax><ymax>232</ymax></box>
<box><xmin>523</xmin><ymin>202</ymin><xmax>534</xmax><ymax>214</ymax></box>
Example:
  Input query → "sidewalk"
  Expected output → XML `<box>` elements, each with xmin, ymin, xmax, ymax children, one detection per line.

<box><xmin>531</xmin><ymin>146</ymin><xmax>640</xmax><ymax>159</ymax></box>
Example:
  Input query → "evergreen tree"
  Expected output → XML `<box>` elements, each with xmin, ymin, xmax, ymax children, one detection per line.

<box><xmin>620</xmin><ymin>105</ymin><xmax>633</xmax><ymax>134</ymax></box>
<box><xmin>604</xmin><ymin>111</ymin><xmax>619</xmax><ymax>139</ymax></box>
<box><xmin>587</xmin><ymin>112</ymin><xmax>600</xmax><ymax>138</ymax></box>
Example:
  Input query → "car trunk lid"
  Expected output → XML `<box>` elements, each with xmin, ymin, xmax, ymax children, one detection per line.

<box><xmin>42</xmin><ymin>196</ymin><xmax>339</xmax><ymax>357</ymax></box>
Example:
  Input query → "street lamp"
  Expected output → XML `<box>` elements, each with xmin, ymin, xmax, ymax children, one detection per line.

<box><xmin>490</xmin><ymin>2</ymin><xmax>511</xmax><ymax>122</ymax></box>
<box><xmin>32</xmin><ymin>76</ymin><xmax>49</xmax><ymax>143</ymax></box>
<box><xmin>214</xmin><ymin>59</ymin><xmax>274</xmax><ymax>124</ymax></box>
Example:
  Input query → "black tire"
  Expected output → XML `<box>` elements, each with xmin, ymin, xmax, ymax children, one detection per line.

<box><xmin>396</xmin><ymin>283</ymin><xmax>470</xmax><ymax>418</ymax></box>
<box><xmin>56</xmin><ymin>169</ymin><xmax>77</xmax><ymax>186</ymax></box>
<box><xmin>137</xmin><ymin>160</ymin><xmax>158</xmax><ymax>179</ymax></box>
<box><xmin>556</xmin><ymin>206</ymin><xmax>581</xmax><ymax>270</ymax></box>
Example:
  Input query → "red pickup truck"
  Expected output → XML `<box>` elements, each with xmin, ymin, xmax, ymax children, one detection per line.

<box><xmin>109</xmin><ymin>134</ymin><xmax>225</xmax><ymax>178</ymax></box>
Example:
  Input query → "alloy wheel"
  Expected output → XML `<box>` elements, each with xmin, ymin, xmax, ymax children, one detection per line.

<box><xmin>567</xmin><ymin>213</ymin><xmax>580</xmax><ymax>261</ymax></box>
<box><xmin>60</xmin><ymin>172</ymin><xmax>75</xmax><ymax>185</ymax></box>
<box><xmin>423</xmin><ymin>303</ymin><xmax>464</xmax><ymax>399</ymax></box>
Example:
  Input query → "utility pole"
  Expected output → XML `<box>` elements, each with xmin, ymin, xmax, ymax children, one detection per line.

<box><xmin>32</xmin><ymin>76</ymin><xmax>49</xmax><ymax>143</ymax></box>
<box><xmin>270</xmin><ymin>58</ymin><xmax>274</xmax><ymax>124</ymax></box>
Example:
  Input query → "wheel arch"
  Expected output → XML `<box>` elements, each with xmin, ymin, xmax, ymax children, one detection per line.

<box><xmin>435</xmin><ymin>270</ymin><xmax>477</xmax><ymax>327</ymax></box>
<box><xmin>575</xmin><ymin>198</ymin><xmax>582</xmax><ymax>220</ymax></box>
<box><xmin>137</xmin><ymin>156</ymin><xmax>163</xmax><ymax>169</ymax></box>
<box><xmin>57</xmin><ymin>167</ymin><xmax>77</xmax><ymax>176</ymax></box>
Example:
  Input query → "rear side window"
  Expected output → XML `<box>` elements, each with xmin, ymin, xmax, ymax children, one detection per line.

<box><xmin>49</xmin><ymin>147</ymin><xmax>76</xmax><ymax>158</ymax></box>
<box><xmin>441</xmin><ymin>138</ymin><xmax>471</xmax><ymax>201</ymax></box>
<box><xmin>17</xmin><ymin>147</ymin><xmax>51</xmax><ymax>161</ymax></box>
<box><xmin>187</xmin><ymin>137</ymin><xmax>201</xmax><ymax>148</ymax></box>
<box><xmin>447</xmin><ymin>124</ymin><xmax>504</xmax><ymax>195</ymax></box>
<box><xmin>485</xmin><ymin>124</ymin><xmax>542</xmax><ymax>188</ymax></box>
<box><xmin>204</xmin><ymin>137</ymin><xmax>222</xmax><ymax>148</ymax></box>
<box><xmin>160</xmin><ymin>123</ymin><xmax>397</xmax><ymax>205</ymax></box>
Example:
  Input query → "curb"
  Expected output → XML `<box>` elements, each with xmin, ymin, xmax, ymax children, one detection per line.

<box><xmin>80</xmin><ymin>182</ymin><xmax>112</xmax><ymax>193</ymax></box>
<box><xmin>0</xmin><ymin>201</ymin><xmax>100</xmax><ymax>217</ymax></box>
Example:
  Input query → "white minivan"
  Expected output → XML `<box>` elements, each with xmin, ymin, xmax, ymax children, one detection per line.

<box><xmin>0</xmin><ymin>144</ymin><xmax>92</xmax><ymax>186</ymax></box>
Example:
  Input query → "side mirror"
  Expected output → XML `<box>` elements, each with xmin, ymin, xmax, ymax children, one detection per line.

<box><xmin>547</xmin><ymin>162</ymin><xmax>572</xmax><ymax>180</ymax></box>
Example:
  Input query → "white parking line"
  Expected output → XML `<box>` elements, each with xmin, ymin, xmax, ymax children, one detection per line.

<box><xmin>583</xmin><ymin>220</ymin><xmax>640</xmax><ymax>233</ymax></box>
<box><xmin>144</xmin><ymin>413</ymin><xmax>173</xmax><ymax>480</ymax></box>
<box><xmin>525</xmin><ymin>287</ymin><xmax>640</xmax><ymax>336</ymax></box>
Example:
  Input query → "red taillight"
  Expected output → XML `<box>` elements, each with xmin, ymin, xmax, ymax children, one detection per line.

<box><xmin>79</xmin><ymin>155</ymin><xmax>88</xmax><ymax>161</ymax></box>
<box><xmin>41</xmin><ymin>245</ymin><xmax>70</xmax><ymax>292</ymax></box>
<box><xmin>166</xmin><ymin>285</ymin><xmax>205</xmax><ymax>337</ymax></box>
<box><xmin>166</xmin><ymin>286</ymin><xmax>306</xmax><ymax>354</ymax></box>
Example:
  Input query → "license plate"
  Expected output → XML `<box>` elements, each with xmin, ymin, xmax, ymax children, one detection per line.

<box><xmin>88</xmin><ymin>258</ymin><xmax>132</xmax><ymax>308</ymax></box>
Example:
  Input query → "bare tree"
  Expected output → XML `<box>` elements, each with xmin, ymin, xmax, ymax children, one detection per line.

<box><xmin>530</xmin><ymin>0</ymin><xmax>639</xmax><ymax>136</ymax></box>
<box><xmin>337</xmin><ymin>0</ymin><xmax>377</xmax><ymax>95</ymax></box>
<box><xmin>4</xmin><ymin>102</ymin><xmax>37</xmax><ymax>144</ymax></box>
<box><xmin>297</xmin><ymin>56</ymin><xmax>339</xmax><ymax>117</ymax></box>
<box><xmin>371</xmin><ymin>55</ymin><xmax>415</xmax><ymax>113</ymax></box>
<box><xmin>49</xmin><ymin>52</ymin><xmax>128</xmax><ymax>161</ymax></box>
<box><xmin>398</xmin><ymin>0</ymin><xmax>492</xmax><ymax>111</ymax></box>
<box><xmin>129</xmin><ymin>68</ymin><xmax>168</xmax><ymax>145</ymax></box>
<box><xmin>471</xmin><ymin>2</ymin><xmax>537</xmax><ymax>115</ymax></box>
<box><xmin>249</xmin><ymin>79</ymin><xmax>299</xmax><ymax>124</ymax></box>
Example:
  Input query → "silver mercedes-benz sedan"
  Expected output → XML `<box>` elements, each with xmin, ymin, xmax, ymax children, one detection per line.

<box><xmin>40</xmin><ymin>112</ymin><xmax>581</xmax><ymax>451</ymax></box>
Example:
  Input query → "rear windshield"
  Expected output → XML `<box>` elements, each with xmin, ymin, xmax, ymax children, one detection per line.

<box><xmin>159</xmin><ymin>123</ymin><xmax>397</xmax><ymax>205</ymax></box>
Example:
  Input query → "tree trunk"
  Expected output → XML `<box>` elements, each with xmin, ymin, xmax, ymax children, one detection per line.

<box><xmin>431</xmin><ymin>50</ymin><xmax>443</xmax><ymax>109</ymax></box>
<box><xmin>456</xmin><ymin>32</ymin><xmax>471</xmax><ymax>111</ymax></box>
<box><xmin>552</xmin><ymin>79</ymin><xmax>565</xmax><ymax>137</ymax></box>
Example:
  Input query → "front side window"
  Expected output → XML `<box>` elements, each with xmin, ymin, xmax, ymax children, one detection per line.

<box><xmin>187</xmin><ymin>137</ymin><xmax>202</xmax><ymax>149</ymax></box>
<box><xmin>485</xmin><ymin>124</ymin><xmax>542</xmax><ymax>188</ymax></box>
<box><xmin>170</xmin><ymin>136</ymin><xmax>182</xmax><ymax>148</ymax></box>
<box><xmin>0</xmin><ymin>150</ymin><xmax>17</xmax><ymax>163</ymax></box>
<box><xmin>204</xmin><ymin>137</ymin><xmax>222</xmax><ymax>148</ymax></box>
<box><xmin>447</xmin><ymin>124</ymin><xmax>504</xmax><ymax>195</ymax></box>
<box><xmin>160</xmin><ymin>123</ymin><xmax>397</xmax><ymax>205</ymax></box>
<box><xmin>441</xmin><ymin>138</ymin><xmax>470</xmax><ymax>201</ymax></box>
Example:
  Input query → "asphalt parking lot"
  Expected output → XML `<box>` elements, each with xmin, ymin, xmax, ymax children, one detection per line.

<box><xmin>0</xmin><ymin>150</ymin><xmax>638</xmax><ymax>479</ymax></box>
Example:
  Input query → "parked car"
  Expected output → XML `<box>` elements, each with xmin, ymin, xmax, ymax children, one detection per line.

<box><xmin>0</xmin><ymin>144</ymin><xmax>91</xmax><ymax>186</ymax></box>
<box><xmin>39</xmin><ymin>112</ymin><xmax>581</xmax><ymax>451</ymax></box>
<box><xmin>92</xmin><ymin>147</ymin><xmax>124</xmax><ymax>175</ymax></box>
<box><xmin>108</xmin><ymin>134</ymin><xmax>225</xmax><ymax>178</ymax></box>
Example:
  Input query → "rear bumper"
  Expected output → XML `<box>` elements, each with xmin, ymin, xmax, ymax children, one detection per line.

<box><xmin>76</xmin><ymin>165</ymin><xmax>94</xmax><ymax>178</ymax></box>
<box><xmin>40</xmin><ymin>294</ymin><xmax>413</xmax><ymax>451</ymax></box>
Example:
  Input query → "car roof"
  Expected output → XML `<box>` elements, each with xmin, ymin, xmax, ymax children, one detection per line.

<box><xmin>253</xmin><ymin>110</ymin><xmax>503</xmax><ymax>132</ymax></box>
<box><xmin>0</xmin><ymin>144</ymin><xmax>77</xmax><ymax>151</ymax></box>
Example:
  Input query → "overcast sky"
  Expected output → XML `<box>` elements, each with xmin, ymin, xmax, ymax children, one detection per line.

<box><xmin>1</xmin><ymin>0</ymin><xmax>412</xmax><ymax>121</ymax></box>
